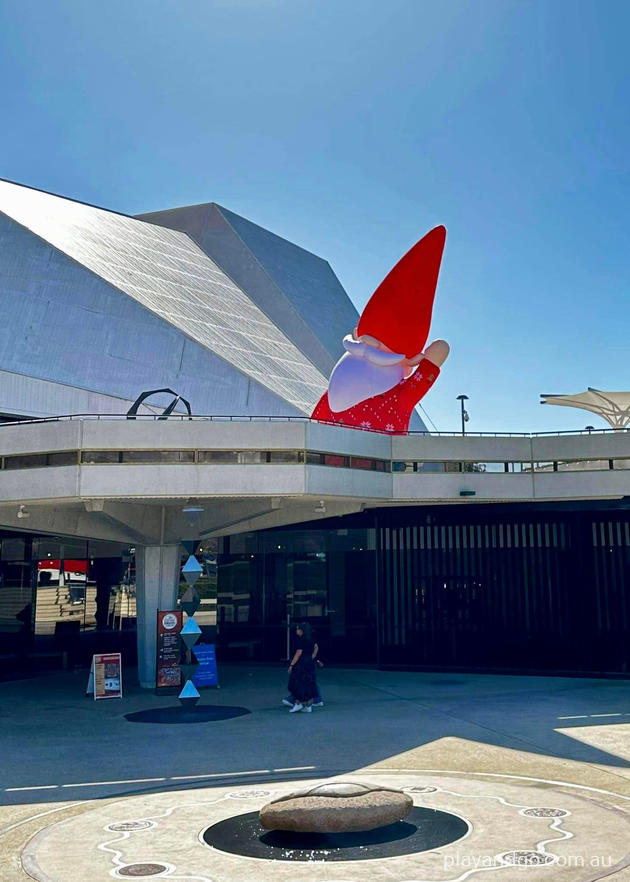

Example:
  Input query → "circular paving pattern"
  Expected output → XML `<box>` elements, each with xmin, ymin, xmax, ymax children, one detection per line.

<box><xmin>21</xmin><ymin>771</ymin><xmax>630</xmax><ymax>881</ymax></box>
<box><xmin>404</xmin><ymin>785</ymin><xmax>438</xmax><ymax>793</ymax></box>
<box><xmin>106</xmin><ymin>821</ymin><xmax>156</xmax><ymax>833</ymax></box>
<box><xmin>521</xmin><ymin>807</ymin><xmax>570</xmax><ymax>818</ymax></box>
<box><xmin>115</xmin><ymin>864</ymin><xmax>169</xmax><ymax>877</ymax></box>
<box><xmin>500</xmin><ymin>850</ymin><xmax>556</xmax><ymax>866</ymax></box>
<box><xmin>124</xmin><ymin>705</ymin><xmax>250</xmax><ymax>724</ymax></box>
<box><xmin>202</xmin><ymin>806</ymin><xmax>469</xmax><ymax>861</ymax></box>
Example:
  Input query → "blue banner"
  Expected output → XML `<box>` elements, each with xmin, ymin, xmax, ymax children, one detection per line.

<box><xmin>192</xmin><ymin>643</ymin><xmax>219</xmax><ymax>687</ymax></box>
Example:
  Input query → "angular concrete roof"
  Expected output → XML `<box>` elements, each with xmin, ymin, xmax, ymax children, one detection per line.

<box><xmin>0</xmin><ymin>179</ymin><xmax>328</xmax><ymax>414</ymax></box>
<box><xmin>137</xmin><ymin>201</ymin><xmax>428</xmax><ymax>431</ymax></box>
<box><xmin>137</xmin><ymin>202</ymin><xmax>360</xmax><ymax>378</ymax></box>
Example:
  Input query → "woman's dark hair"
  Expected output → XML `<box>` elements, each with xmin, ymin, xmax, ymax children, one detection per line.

<box><xmin>296</xmin><ymin>622</ymin><xmax>312</xmax><ymax>640</ymax></box>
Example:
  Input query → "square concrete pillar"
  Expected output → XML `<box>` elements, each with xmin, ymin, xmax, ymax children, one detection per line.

<box><xmin>136</xmin><ymin>544</ymin><xmax>181</xmax><ymax>688</ymax></box>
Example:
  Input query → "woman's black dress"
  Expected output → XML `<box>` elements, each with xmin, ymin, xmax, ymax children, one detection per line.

<box><xmin>288</xmin><ymin>636</ymin><xmax>318</xmax><ymax>702</ymax></box>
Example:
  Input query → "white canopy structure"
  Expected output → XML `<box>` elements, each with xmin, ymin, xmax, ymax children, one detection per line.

<box><xmin>540</xmin><ymin>388</ymin><xmax>630</xmax><ymax>428</ymax></box>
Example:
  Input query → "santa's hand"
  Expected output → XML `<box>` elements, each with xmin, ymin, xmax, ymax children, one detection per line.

<box><xmin>407</xmin><ymin>339</ymin><xmax>450</xmax><ymax>368</ymax></box>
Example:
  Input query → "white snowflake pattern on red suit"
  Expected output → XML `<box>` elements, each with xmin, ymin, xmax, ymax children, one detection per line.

<box><xmin>312</xmin><ymin>358</ymin><xmax>439</xmax><ymax>434</ymax></box>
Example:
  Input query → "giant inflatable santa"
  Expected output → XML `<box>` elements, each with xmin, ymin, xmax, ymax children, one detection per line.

<box><xmin>312</xmin><ymin>225</ymin><xmax>450</xmax><ymax>434</ymax></box>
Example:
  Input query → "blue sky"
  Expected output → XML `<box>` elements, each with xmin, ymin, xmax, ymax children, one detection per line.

<box><xmin>1</xmin><ymin>0</ymin><xmax>628</xmax><ymax>432</ymax></box>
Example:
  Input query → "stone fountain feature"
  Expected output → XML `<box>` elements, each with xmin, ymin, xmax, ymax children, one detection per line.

<box><xmin>259</xmin><ymin>781</ymin><xmax>413</xmax><ymax>833</ymax></box>
<box><xmin>202</xmin><ymin>778</ymin><xmax>469</xmax><ymax>862</ymax></box>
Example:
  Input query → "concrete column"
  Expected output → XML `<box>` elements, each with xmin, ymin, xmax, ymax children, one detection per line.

<box><xmin>136</xmin><ymin>544</ymin><xmax>181</xmax><ymax>688</ymax></box>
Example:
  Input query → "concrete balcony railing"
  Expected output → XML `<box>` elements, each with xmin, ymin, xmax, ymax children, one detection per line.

<box><xmin>0</xmin><ymin>415</ymin><xmax>628</xmax><ymax>506</ymax></box>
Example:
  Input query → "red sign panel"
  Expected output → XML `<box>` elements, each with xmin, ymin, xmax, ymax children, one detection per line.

<box><xmin>92</xmin><ymin>652</ymin><xmax>122</xmax><ymax>700</ymax></box>
<box><xmin>156</xmin><ymin>610</ymin><xmax>182</xmax><ymax>689</ymax></box>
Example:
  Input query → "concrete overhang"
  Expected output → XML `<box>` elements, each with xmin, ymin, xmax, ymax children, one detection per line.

<box><xmin>0</xmin><ymin>419</ymin><xmax>629</xmax><ymax>542</ymax></box>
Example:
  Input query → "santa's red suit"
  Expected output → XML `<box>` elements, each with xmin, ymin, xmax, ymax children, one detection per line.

<box><xmin>312</xmin><ymin>358</ymin><xmax>439</xmax><ymax>434</ymax></box>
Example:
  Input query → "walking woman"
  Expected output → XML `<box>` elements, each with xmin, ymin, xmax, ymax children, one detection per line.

<box><xmin>287</xmin><ymin>622</ymin><xmax>318</xmax><ymax>713</ymax></box>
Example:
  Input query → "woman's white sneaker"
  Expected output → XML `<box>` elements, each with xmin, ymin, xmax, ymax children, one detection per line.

<box><xmin>289</xmin><ymin>703</ymin><xmax>303</xmax><ymax>713</ymax></box>
<box><xmin>300</xmin><ymin>705</ymin><xmax>312</xmax><ymax>712</ymax></box>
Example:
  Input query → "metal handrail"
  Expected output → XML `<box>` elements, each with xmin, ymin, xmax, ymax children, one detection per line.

<box><xmin>0</xmin><ymin>412</ymin><xmax>628</xmax><ymax>438</ymax></box>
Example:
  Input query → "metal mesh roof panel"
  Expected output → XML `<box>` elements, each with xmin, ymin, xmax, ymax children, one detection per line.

<box><xmin>0</xmin><ymin>180</ymin><xmax>327</xmax><ymax>413</ymax></box>
<box><xmin>216</xmin><ymin>204</ymin><xmax>359</xmax><ymax>363</ymax></box>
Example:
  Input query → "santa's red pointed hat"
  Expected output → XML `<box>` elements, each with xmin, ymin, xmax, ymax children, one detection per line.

<box><xmin>357</xmin><ymin>225</ymin><xmax>446</xmax><ymax>358</ymax></box>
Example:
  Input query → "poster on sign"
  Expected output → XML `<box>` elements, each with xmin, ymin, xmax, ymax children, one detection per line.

<box><xmin>156</xmin><ymin>610</ymin><xmax>183</xmax><ymax>691</ymax></box>
<box><xmin>88</xmin><ymin>652</ymin><xmax>123</xmax><ymax>700</ymax></box>
<box><xmin>192</xmin><ymin>643</ymin><xmax>219</xmax><ymax>688</ymax></box>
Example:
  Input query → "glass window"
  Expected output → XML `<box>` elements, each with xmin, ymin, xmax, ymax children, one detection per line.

<box><xmin>4</xmin><ymin>453</ymin><xmax>48</xmax><ymax>469</ymax></box>
<box><xmin>237</xmin><ymin>451</ymin><xmax>266</xmax><ymax>464</ymax></box>
<box><xmin>32</xmin><ymin>538</ymin><xmax>130</xmax><ymax>636</ymax></box>
<box><xmin>268</xmin><ymin>450</ymin><xmax>304</xmax><ymax>464</ymax></box>
<box><xmin>417</xmin><ymin>462</ymin><xmax>445</xmax><ymax>473</ymax></box>
<box><xmin>351</xmin><ymin>457</ymin><xmax>375</xmax><ymax>470</ymax></box>
<box><xmin>612</xmin><ymin>459</ymin><xmax>630</xmax><ymax>470</ymax></box>
<box><xmin>48</xmin><ymin>451</ymin><xmax>78</xmax><ymax>466</ymax></box>
<box><xmin>33</xmin><ymin>538</ymin><xmax>89</xmax><ymax>636</ymax></box>
<box><xmin>392</xmin><ymin>461</ymin><xmax>408</xmax><ymax>472</ymax></box>
<box><xmin>0</xmin><ymin>537</ymin><xmax>33</xmax><ymax>651</ymax></box>
<box><xmin>349</xmin><ymin>457</ymin><xmax>390</xmax><ymax>472</ymax></box>
<box><xmin>324</xmin><ymin>453</ymin><xmax>350</xmax><ymax>468</ymax></box>
<box><xmin>106</xmin><ymin>549</ymin><xmax>136</xmax><ymax>632</ymax></box>
<box><xmin>555</xmin><ymin>460</ymin><xmax>610</xmax><ymax>472</ymax></box>
<box><xmin>1</xmin><ymin>537</ymin><xmax>27</xmax><ymax>560</ymax></box>
<box><xmin>3</xmin><ymin>451</ymin><xmax>79</xmax><ymax>468</ymax></box>
<box><xmin>444</xmin><ymin>461</ymin><xmax>463</xmax><ymax>473</ymax></box>
<box><xmin>82</xmin><ymin>451</ymin><xmax>121</xmax><ymax>464</ymax></box>
<box><xmin>121</xmin><ymin>450</ymin><xmax>195</xmax><ymax>463</ymax></box>
<box><xmin>198</xmin><ymin>451</ymin><xmax>239</xmax><ymax>463</ymax></box>
<box><xmin>306</xmin><ymin>452</ymin><xmax>325</xmax><ymax>465</ymax></box>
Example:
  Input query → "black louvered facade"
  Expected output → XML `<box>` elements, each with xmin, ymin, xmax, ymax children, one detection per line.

<box><xmin>376</xmin><ymin>508</ymin><xmax>630</xmax><ymax>673</ymax></box>
<box><xmin>218</xmin><ymin>502</ymin><xmax>630</xmax><ymax>676</ymax></box>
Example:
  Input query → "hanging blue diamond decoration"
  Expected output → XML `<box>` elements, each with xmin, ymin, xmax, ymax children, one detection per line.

<box><xmin>178</xmin><ymin>678</ymin><xmax>200</xmax><ymax>707</ymax></box>
<box><xmin>182</xmin><ymin>554</ymin><xmax>203</xmax><ymax>586</ymax></box>
<box><xmin>179</xmin><ymin>552</ymin><xmax>204</xmax><ymax>708</ymax></box>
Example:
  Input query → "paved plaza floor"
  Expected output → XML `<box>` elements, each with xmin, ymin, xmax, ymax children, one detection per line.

<box><xmin>3</xmin><ymin>664</ymin><xmax>630</xmax><ymax>880</ymax></box>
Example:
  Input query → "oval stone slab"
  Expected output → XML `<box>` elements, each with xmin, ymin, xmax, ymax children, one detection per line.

<box><xmin>259</xmin><ymin>782</ymin><xmax>413</xmax><ymax>833</ymax></box>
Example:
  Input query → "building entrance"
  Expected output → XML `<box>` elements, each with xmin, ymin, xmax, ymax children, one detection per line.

<box><xmin>216</xmin><ymin>529</ymin><xmax>378</xmax><ymax>665</ymax></box>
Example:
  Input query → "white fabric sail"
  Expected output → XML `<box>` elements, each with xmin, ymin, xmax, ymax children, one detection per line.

<box><xmin>541</xmin><ymin>388</ymin><xmax>630</xmax><ymax>428</ymax></box>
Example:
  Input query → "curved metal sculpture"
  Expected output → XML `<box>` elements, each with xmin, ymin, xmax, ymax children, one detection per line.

<box><xmin>126</xmin><ymin>388</ymin><xmax>192</xmax><ymax>420</ymax></box>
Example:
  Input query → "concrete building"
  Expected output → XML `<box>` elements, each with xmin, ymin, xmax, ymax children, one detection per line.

<box><xmin>1</xmin><ymin>179</ymin><xmax>629</xmax><ymax>684</ymax></box>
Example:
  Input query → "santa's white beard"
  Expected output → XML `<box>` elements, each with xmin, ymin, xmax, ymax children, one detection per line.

<box><xmin>327</xmin><ymin>352</ymin><xmax>407</xmax><ymax>412</ymax></box>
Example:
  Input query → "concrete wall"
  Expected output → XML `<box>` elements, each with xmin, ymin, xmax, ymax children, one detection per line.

<box><xmin>0</xmin><ymin>369</ymin><xmax>160</xmax><ymax>419</ymax></box>
<box><xmin>1</xmin><ymin>420</ymin><xmax>630</xmax><ymax>509</ymax></box>
<box><xmin>0</xmin><ymin>212</ymin><xmax>301</xmax><ymax>418</ymax></box>
<box><xmin>392</xmin><ymin>434</ymin><xmax>534</xmax><ymax>463</ymax></box>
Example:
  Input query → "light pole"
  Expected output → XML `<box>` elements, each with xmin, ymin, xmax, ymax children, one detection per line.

<box><xmin>456</xmin><ymin>395</ymin><xmax>469</xmax><ymax>435</ymax></box>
